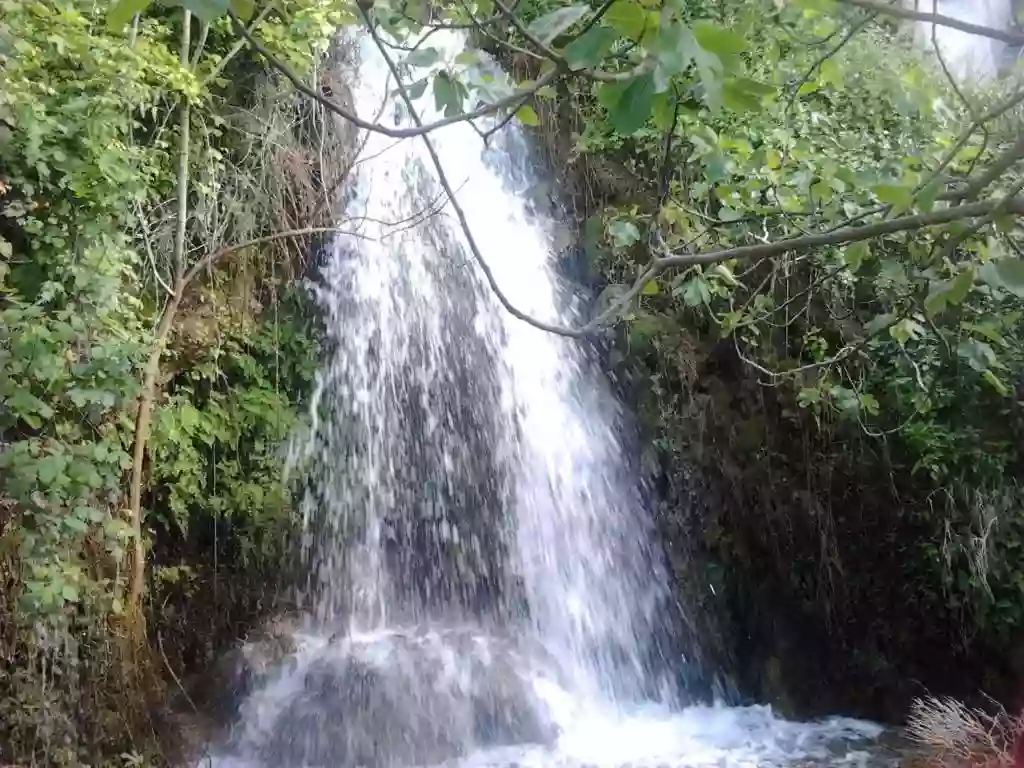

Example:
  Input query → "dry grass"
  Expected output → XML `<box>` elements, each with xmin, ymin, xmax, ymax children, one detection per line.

<box><xmin>906</xmin><ymin>696</ymin><xmax>1024</xmax><ymax>768</ymax></box>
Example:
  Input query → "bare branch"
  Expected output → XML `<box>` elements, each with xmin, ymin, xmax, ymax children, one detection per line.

<box><xmin>786</xmin><ymin>12</ymin><xmax>877</xmax><ymax>116</ymax></box>
<box><xmin>836</xmin><ymin>0</ymin><xmax>1024</xmax><ymax>45</ymax></box>
<box><xmin>955</xmin><ymin>134</ymin><xmax>1024</xmax><ymax>201</ymax></box>
<box><xmin>228</xmin><ymin>10</ymin><xmax>560</xmax><ymax>139</ymax></box>
<box><xmin>656</xmin><ymin>198</ymin><xmax>1024</xmax><ymax>271</ymax></box>
<box><xmin>910</xmin><ymin>87</ymin><xmax>1024</xmax><ymax>205</ymax></box>
<box><xmin>207</xmin><ymin>4</ymin><xmax>274</xmax><ymax>82</ymax></box>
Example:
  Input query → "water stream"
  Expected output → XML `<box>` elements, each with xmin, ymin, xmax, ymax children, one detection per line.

<box><xmin>914</xmin><ymin>0</ymin><xmax>1017</xmax><ymax>80</ymax></box>
<box><xmin>203</xmin><ymin>33</ymin><xmax>898</xmax><ymax>768</ymax></box>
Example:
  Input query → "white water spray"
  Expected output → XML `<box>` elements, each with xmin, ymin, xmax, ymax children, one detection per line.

<box><xmin>203</xmin><ymin>33</ymin><xmax>893</xmax><ymax>768</ymax></box>
<box><xmin>914</xmin><ymin>0</ymin><xmax>1016</xmax><ymax>81</ymax></box>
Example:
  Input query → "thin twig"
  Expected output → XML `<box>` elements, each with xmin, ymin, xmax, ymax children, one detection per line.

<box><xmin>837</xmin><ymin>0</ymin><xmax>1024</xmax><ymax>45</ymax></box>
<box><xmin>229</xmin><ymin>9</ymin><xmax>561</xmax><ymax>139</ymax></box>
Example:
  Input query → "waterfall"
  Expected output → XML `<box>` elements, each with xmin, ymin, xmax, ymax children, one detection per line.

<box><xmin>914</xmin><ymin>0</ymin><xmax>1016</xmax><ymax>81</ymax></box>
<box><xmin>202</xmin><ymin>32</ymin><xmax>891</xmax><ymax>768</ymax></box>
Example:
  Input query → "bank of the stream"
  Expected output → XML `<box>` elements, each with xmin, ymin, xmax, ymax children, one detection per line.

<box><xmin>518</xmin><ymin>4</ymin><xmax>1024</xmax><ymax>723</ymax></box>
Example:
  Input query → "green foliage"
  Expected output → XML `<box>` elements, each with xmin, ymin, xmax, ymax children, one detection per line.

<box><xmin>0</xmin><ymin>0</ymin><xmax>167</xmax><ymax>622</ymax></box>
<box><xmin>1</xmin><ymin>0</ymin><xmax>327</xmax><ymax>762</ymax></box>
<box><xmin>149</xmin><ymin>290</ymin><xmax>318</xmax><ymax>567</ymax></box>
<box><xmin>546</xmin><ymin>0</ymin><xmax>1024</xmax><ymax>708</ymax></box>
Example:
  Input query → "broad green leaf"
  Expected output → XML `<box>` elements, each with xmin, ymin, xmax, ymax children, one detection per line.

<box><xmin>957</xmin><ymin>339</ymin><xmax>997</xmax><ymax>372</ymax></box>
<box><xmin>61</xmin><ymin>584</ymin><xmax>80</xmax><ymax>603</ymax></box>
<box><xmin>917</xmin><ymin>179</ymin><xmax>942</xmax><ymax>212</ymax></box>
<box><xmin>641</xmin><ymin>279</ymin><xmax>661</xmax><ymax>296</ymax></box>
<box><xmin>608</xmin><ymin>219</ymin><xmax>641</xmax><ymax>246</ymax></box>
<box><xmin>650</xmin><ymin>20</ymin><xmax>697</xmax><ymax>86</ymax></box>
<box><xmin>859</xmin><ymin>393</ymin><xmax>880</xmax><ymax>415</ymax></box>
<box><xmin>515</xmin><ymin>105</ymin><xmax>540</xmax><ymax>126</ymax></box>
<box><xmin>406</xmin><ymin>78</ymin><xmax>429</xmax><ymax>100</ymax></box>
<box><xmin>106</xmin><ymin>0</ymin><xmax>151</xmax><ymax>30</ymax></box>
<box><xmin>405</xmin><ymin>47</ymin><xmax>443</xmax><ymax>68</ymax></box>
<box><xmin>872</xmin><ymin>183</ymin><xmax>913</xmax><ymax>211</ymax></box>
<box><xmin>982</xmin><ymin>369</ymin><xmax>1010</xmax><ymax>396</ymax></box>
<box><xmin>864</xmin><ymin>313</ymin><xmax>895</xmax><ymax>337</ymax></box>
<box><xmin>819</xmin><ymin>58</ymin><xmax>842</xmax><ymax>87</ymax></box>
<box><xmin>797</xmin><ymin>387</ymin><xmax>822</xmax><ymax>407</ymax></box>
<box><xmin>563</xmin><ymin>25</ymin><xmax>617</xmax><ymax>70</ymax></box>
<box><xmin>603</xmin><ymin>0</ymin><xmax>648</xmax><ymax>41</ymax></box>
<box><xmin>433</xmin><ymin>73</ymin><xmax>463</xmax><ymax>117</ymax></box>
<box><xmin>924</xmin><ymin>268</ymin><xmax>973</xmax><ymax>317</ymax></box>
<box><xmin>979</xmin><ymin>259</ymin><xmax>1024</xmax><ymax>298</ymax></box>
<box><xmin>679</xmin><ymin>277</ymin><xmax>712</xmax><ymax>307</ymax></box>
<box><xmin>889</xmin><ymin>318</ymin><xmax>921</xmax><ymax>345</ymax></box>
<box><xmin>947</xmin><ymin>267</ymin><xmax>974</xmax><ymax>305</ymax></box>
<box><xmin>608</xmin><ymin>73</ymin><xmax>655</xmax><ymax>134</ymax></box>
<box><xmin>694</xmin><ymin>44</ymin><xmax>723</xmax><ymax>111</ymax></box>
<box><xmin>650</xmin><ymin>92</ymin><xmax>676</xmax><ymax>130</ymax></box>
<box><xmin>995</xmin><ymin>258</ymin><xmax>1024</xmax><ymax>294</ymax></box>
<box><xmin>693</xmin><ymin>21</ymin><xmax>746</xmax><ymax>55</ymax></box>
<box><xmin>229</xmin><ymin>0</ymin><xmax>254</xmax><ymax>21</ymax></box>
<box><xmin>722</xmin><ymin>80</ymin><xmax>761</xmax><ymax>112</ymax></box>
<box><xmin>180</xmin><ymin>0</ymin><xmax>231</xmax><ymax>24</ymax></box>
<box><xmin>527</xmin><ymin>4</ymin><xmax>589</xmax><ymax>43</ymax></box>
<box><xmin>842</xmin><ymin>241</ymin><xmax>869</xmax><ymax>273</ymax></box>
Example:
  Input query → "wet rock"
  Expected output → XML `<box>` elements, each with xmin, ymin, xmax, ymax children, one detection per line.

<box><xmin>235</xmin><ymin>627</ymin><xmax>557</xmax><ymax>767</ymax></box>
<box><xmin>190</xmin><ymin>613</ymin><xmax>303</xmax><ymax>719</ymax></box>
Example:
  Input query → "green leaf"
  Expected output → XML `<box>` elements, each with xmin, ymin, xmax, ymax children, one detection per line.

<box><xmin>917</xmin><ymin>179</ymin><xmax>942</xmax><ymax>212</ymax></box>
<box><xmin>819</xmin><ymin>58</ymin><xmax>842</xmax><ymax>87</ymax></box>
<box><xmin>641</xmin><ymin>279</ymin><xmax>661</xmax><ymax>296</ymax></box>
<box><xmin>527</xmin><ymin>4</ymin><xmax>589</xmax><ymax>43</ymax></box>
<box><xmin>797</xmin><ymin>387</ymin><xmax>822</xmax><ymax>407</ymax></box>
<box><xmin>406</xmin><ymin>77</ymin><xmax>429</xmax><ymax>100</ymax></box>
<box><xmin>947</xmin><ymin>267</ymin><xmax>974</xmax><ymax>305</ymax></box>
<box><xmin>404</xmin><ymin>47</ymin><xmax>442</xmax><ymax>68</ymax></box>
<box><xmin>229</xmin><ymin>0</ymin><xmax>254</xmax><ymax>21</ymax></box>
<box><xmin>993</xmin><ymin>258</ymin><xmax>1024</xmax><ymax>296</ymax></box>
<box><xmin>872</xmin><ymin>183</ymin><xmax>913</xmax><ymax>212</ymax></box>
<box><xmin>603</xmin><ymin>0</ymin><xmax>648</xmax><ymax>40</ymax></box>
<box><xmin>432</xmin><ymin>73</ymin><xmax>463</xmax><ymax>117</ymax></box>
<box><xmin>679</xmin><ymin>277</ymin><xmax>712</xmax><ymax>307</ymax></box>
<box><xmin>608</xmin><ymin>73</ymin><xmax>655</xmax><ymax>134</ymax></box>
<box><xmin>515</xmin><ymin>105</ymin><xmax>540</xmax><ymax>126</ymax></box>
<box><xmin>180</xmin><ymin>0</ymin><xmax>230</xmax><ymax>24</ymax></box>
<box><xmin>563</xmin><ymin>25</ymin><xmax>617</xmax><ymax>70</ymax></box>
<box><xmin>61</xmin><ymin>584</ymin><xmax>80</xmax><ymax>603</ymax></box>
<box><xmin>982</xmin><ymin>369</ymin><xmax>1010</xmax><ymax>397</ymax></box>
<box><xmin>924</xmin><ymin>268</ymin><xmax>973</xmax><ymax>317</ymax></box>
<box><xmin>958</xmin><ymin>339</ymin><xmax>998</xmax><ymax>372</ymax></box>
<box><xmin>106</xmin><ymin>0</ymin><xmax>151</xmax><ymax>30</ymax></box>
<box><xmin>858</xmin><ymin>392</ymin><xmax>880</xmax><ymax>415</ymax></box>
<box><xmin>721</xmin><ymin>80</ymin><xmax>761</xmax><ymax>112</ymax></box>
<box><xmin>608</xmin><ymin>219</ymin><xmax>641</xmax><ymax>246</ymax></box>
<box><xmin>842</xmin><ymin>241</ymin><xmax>869</xmax><ymax>273</ymax></box>
<box><xmin>889</xmin><ymin>318</ymin><xmax>921</xmax><ymax>345</ymax></box>
<box><xmin>693</xmin><ymin>21</ymin><xmax>746</xmax><ymax>55</ymax></box>
<box><xmin>864</xmin><ymin>313</ymin><xmax>895</xmax><ymax>337</ymax></box>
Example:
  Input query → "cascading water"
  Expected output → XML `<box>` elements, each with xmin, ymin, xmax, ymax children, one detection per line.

<box><xmin>914</xmin><ymin>0</ymin><xmax>1017</xmax><ymax>80</ymax></box>
<box><xmin>203</xmin><ymin>33</ymin><xmax>893</xmax><ymax>768</ymax></box>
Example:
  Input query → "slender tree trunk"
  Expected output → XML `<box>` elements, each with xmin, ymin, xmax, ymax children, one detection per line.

<box><xmin>126</xmin><ymin>10</ymin><xmax>191</xmax><ymax>618</ymax></box>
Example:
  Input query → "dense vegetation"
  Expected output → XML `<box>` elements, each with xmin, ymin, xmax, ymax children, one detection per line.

<box><xmin>2</xmin><ymin>0</ymin><xmax>1023</xmax><ymax>763</ymax></box>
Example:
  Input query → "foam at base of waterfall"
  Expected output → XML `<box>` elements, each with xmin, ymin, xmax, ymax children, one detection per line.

<box><xmin>201</xmin><ymin>628</ymin><xmax>892</xmax><ymax>768</ymax></box>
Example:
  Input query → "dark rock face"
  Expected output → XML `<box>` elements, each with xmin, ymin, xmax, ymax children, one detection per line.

<box><xmin>225</xmin><ymin>627</ymin><xmax>558</xmax><ymax>768</ymax></box>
